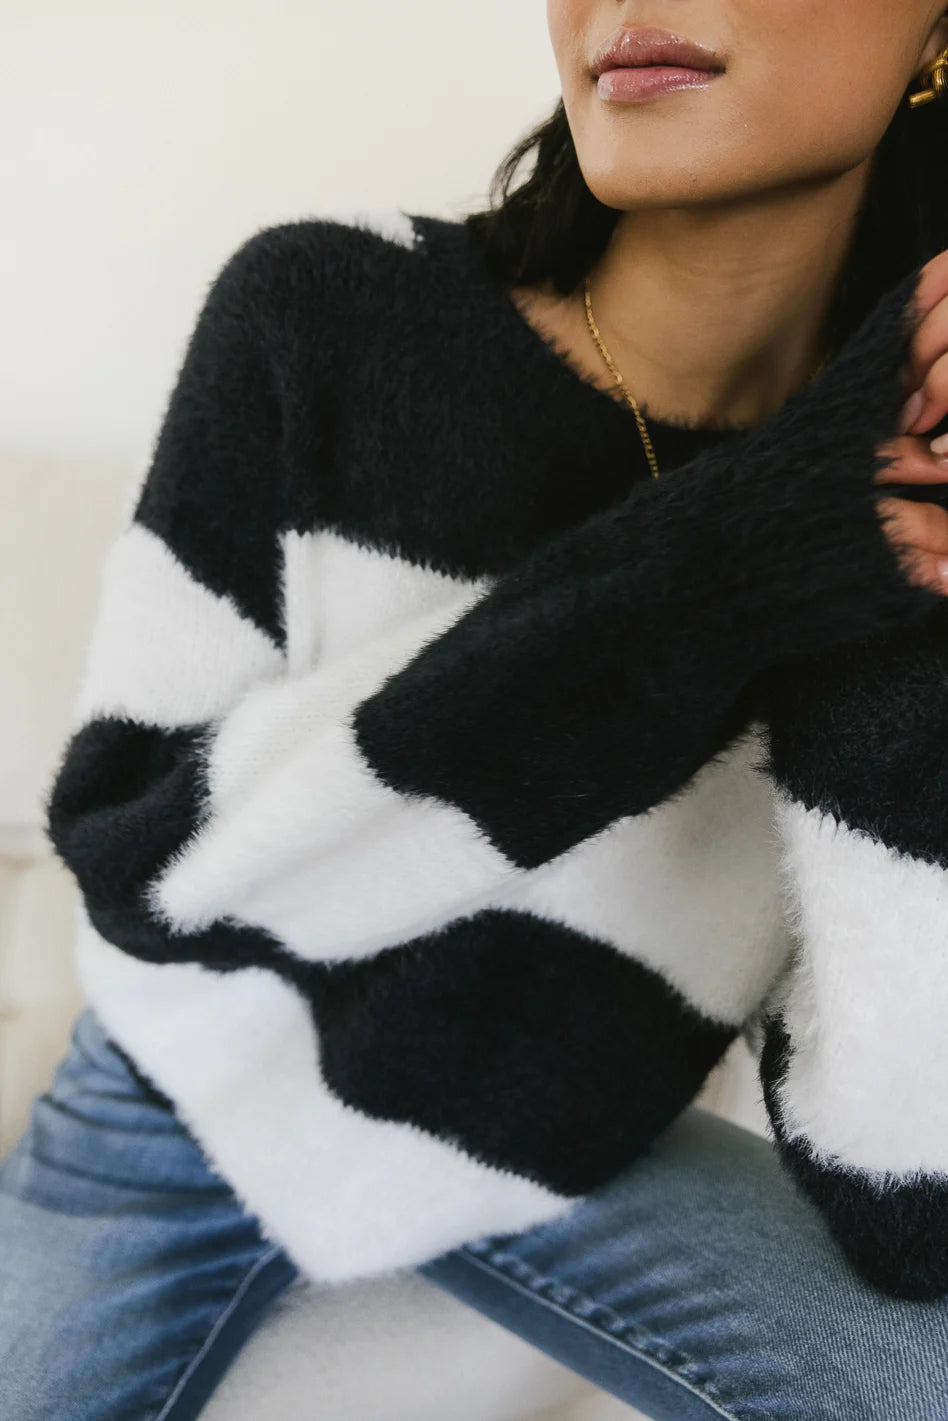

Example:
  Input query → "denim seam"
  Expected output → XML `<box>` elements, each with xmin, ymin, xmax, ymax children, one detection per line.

<box><xmin>25</xmin><ymin>1144</ymin><xmax>228</xmax><ymax>1198</ymax></box>
<box><xmin>458</xmin><ymin>1243</ymin><xmax>744</xmax><ymax>1420</ymax></box>
<box><xmin>70</xmin><ymin>1021</ymin><xmax>127</xmax><ymax>1078</ymax></box>
<box><xmin>150</xmin><ymin>1243</ymin><xmax>286</xmax><ymax>1421</ymax></box>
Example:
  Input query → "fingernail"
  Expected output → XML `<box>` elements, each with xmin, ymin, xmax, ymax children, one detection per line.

<box><xmin>932</xmin><ymin>433</ymin><xmax>948</xmax><ymax>455</ymax></box>
<box><xmin>900</xmin><ymin>389</ymin><xmax>925</xmax><ymax>432</ymax></box>
<box><xmin>939</xmin><ymin>557</ymin><xmax>948</xmax><ymax>585</ymax></box>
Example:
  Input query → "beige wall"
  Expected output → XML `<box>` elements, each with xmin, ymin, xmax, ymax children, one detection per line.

<box><xmin>1</xmin><ymin>2</ymin><xmax>559</xmax><ymax>467</ymax></box>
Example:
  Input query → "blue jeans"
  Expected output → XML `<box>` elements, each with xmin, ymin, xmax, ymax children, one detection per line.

<box><xmin>1</xmin><ymin>1009</ymin><xmax>946</xmax><ymax>1421</ymax></box>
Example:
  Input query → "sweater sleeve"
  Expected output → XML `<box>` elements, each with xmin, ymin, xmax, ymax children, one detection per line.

<box><xmin>755</xmin><ymin>601</ymin><xmax>948</xmax><ymax>1303</ymax></box>
<box><xmin>44</xmin><ymin>225</ymin><xmax>298</xmax><ymax>970</ymax></box>
<box><xmin>46</xmin><ymin>256</ymin><xmax>943</xmax><ymax>971</ymax></box>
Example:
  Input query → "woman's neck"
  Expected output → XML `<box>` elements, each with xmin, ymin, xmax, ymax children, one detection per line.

<box><xmin>583</xmin><ymin>159</ymin><xmax>874</xmax><ymax>429</ymax></box>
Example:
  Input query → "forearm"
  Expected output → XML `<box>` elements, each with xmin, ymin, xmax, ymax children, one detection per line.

<box><xmin>354</xmin><ymin>265</ymin><xmax>941</xmax><ymax>869</ymax></box>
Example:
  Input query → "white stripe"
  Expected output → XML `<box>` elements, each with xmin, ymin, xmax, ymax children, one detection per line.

<box><xmin>143</xmin><ymin>565</ymin><xmax>521</xmax><ymax>956</ymax></box>
<box><xmin>74</xmin><ymin>916</ymin><xmax>571</xmax><ymax>1283</ymax></box>
<box><xmin>69</xmin><ymin>522</ymin><xmax>284</xmax><ymax>732</ymax></box>
<box><xmin>280</xmin><ymin>525</ymin><xmax>490</xmax><ymax>673</ymax></box>
<box><xmin>146</xmin><ymin>712</ymin><xmax>521</xmax><ymax>957</ymax></box>
<box><xmin>491</xmin><ymin>724</ymin><xmax>792</xmax><ymax>1026</ymax></box>
<box><xmin>771</xmin><ymin>791</ymin><xmax>948</xmax><ymax>1177</ymax></box>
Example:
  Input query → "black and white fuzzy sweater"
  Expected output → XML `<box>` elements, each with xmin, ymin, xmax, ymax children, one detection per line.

<box><xmin>44</xmin><ymin>207</ymin><xmax>948</xmax><ymax>1301</ymax></box>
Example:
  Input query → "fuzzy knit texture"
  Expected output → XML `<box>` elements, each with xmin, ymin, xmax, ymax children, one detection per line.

<box><xmin>44</xmin><ymin>206</ymin><xmax>948</xmax><ymax>1299</ymax></box>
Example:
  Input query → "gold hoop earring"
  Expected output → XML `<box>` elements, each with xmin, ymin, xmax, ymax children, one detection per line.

<box><xmin>909</xmin><ymin>45</ymin><xmax>948</xmax><ymax>107</ymax></box>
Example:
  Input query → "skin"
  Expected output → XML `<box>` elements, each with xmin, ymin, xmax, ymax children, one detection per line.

<box><xmin>510</xmin><ymin>2</ymin><xmax>948</xmax><ymax>596</ymax></box>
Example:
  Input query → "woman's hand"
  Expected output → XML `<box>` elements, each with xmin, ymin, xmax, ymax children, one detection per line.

<box><xmin>875</xmin><ymin>250</ymin><xmax>948</xmax><ymax>597</ymax></box>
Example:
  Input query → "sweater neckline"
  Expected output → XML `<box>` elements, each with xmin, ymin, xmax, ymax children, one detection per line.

<box><xmin>448</xmin><ymin>212</ymin><xmax>752</xmax><ymax>452</ymax></box>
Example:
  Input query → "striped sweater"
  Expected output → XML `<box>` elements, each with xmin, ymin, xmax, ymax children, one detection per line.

<box><xmin>44</xmin><ymin>207</ymin><xmax>948</xmax><ymax>1299</ymax></box>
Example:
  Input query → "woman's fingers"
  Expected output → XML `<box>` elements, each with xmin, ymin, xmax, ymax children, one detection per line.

<box><xmin>875</xmin><ymin>432</ymin><xmax>948</xmax><ymax>483</ymax></box>
<box><xmin>865</xmin><ymin>251</ymin><xmax>948</xmax><ymax>593</ymax></box>
<box><xmin>904</xmin><ymin>284</ymin><xmax>948</xmax><ymax>391</ymax></box>
<box><xmin>876</xmin><ymin>494</ymin><xmax>948</xmax><ymax>595</ymax></box>
<box><xmin>898</xmin><ymin>251</ymin><xmax>948</xmax><ymax>430</ymax></box>
<box><xmin>899</xmin><ymin>349</ymin><xmax>948</xmax><ymax>435</ymax></box>
<box><xmin>911</xmin><ymin>249</ymin><xmax>948</xmax><ymax>330</ymax></box>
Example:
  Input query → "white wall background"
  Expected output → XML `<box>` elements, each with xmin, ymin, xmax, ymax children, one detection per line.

<box><xmin>1</xmin><ymin>1</ymin><xmax>559</xmax><ymax>467</ymax></box>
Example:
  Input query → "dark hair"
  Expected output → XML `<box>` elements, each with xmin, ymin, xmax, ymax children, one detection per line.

<box><xmin>463</xmin><ymin>81</ymin><xmax>948</xmax><ymax>362</ymax></box>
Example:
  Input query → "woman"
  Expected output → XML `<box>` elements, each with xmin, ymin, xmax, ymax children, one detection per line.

<box><xmin>6</xmin><ymin>3</ymin><xmax>948</xmax><ymax>1418</ymax></box>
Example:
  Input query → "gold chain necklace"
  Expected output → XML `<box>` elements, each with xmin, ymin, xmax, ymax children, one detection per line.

<box><xmin>582</xmin><ymin>274</ymin><xmax>828</xmax><ymax>482</ymax></box>
<box><xmin>583</xmin><ymin>274</ymin><xmax>660</xmax><ymax>479</ymax></box>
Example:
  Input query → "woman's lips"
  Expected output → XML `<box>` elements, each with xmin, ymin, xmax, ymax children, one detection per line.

<box><xmin>597</xmin><ymin>66</ymin><xmax>722</xmax><ymax>102</ymax></box>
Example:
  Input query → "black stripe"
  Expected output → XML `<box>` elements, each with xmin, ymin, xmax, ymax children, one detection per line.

<box><xmin>44</xmin><ymin>716</ymin><xmax>287</xmax><ymax>970</ymax></box>
<box><xmin>132</xmin><ymin>232</ymin><xmax>289</xmax><ymax>649</ymax></box>
<box><xmin>760</xmin><ymin>602</ymin><xmax>948</xmax><ymax>869</ymax></box>
<box><xmin>293</xmin><ymin>909</ymin><xmax>735</xmax><ymax>1197</ymax></box>
<box><xmin>301</xmin><ymin>211</ymin><xmax>735</xmax><ymax>581</ymax></box>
